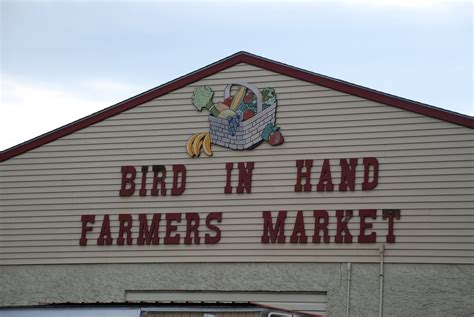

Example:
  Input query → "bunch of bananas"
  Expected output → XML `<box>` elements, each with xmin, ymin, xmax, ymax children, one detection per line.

<box><xmin>186</xmin><ymin>132</ymin><xmax>213</xmax><ymax>158</ymax></box>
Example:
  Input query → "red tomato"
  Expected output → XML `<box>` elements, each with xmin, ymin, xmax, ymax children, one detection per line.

<box><xmin>243</xmin><ymin>110</ymin><xmax>255</xmax><ymax>121</ymax></box>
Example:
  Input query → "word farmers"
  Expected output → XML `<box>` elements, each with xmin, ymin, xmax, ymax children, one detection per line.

<box><xmin>79</xmin><ymin>212</ymin><xmax>222</xmax><ymax>246</ymax></box>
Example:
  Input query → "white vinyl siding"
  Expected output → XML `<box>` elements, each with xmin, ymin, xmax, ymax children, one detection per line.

<box><xmin>1</xmin><ymin>63</ymin><xmax>473</xmax><ymax>265</ymax></box>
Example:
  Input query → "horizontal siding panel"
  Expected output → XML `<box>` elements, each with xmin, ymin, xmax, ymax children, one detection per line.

<box><xmin>1</xmin><ymin>231</ymin><xmax>472</xmax><ymax>243</ymax></box>
<box><xmin>217</xmin><ymin>63</ymin><xmax>267</xmax><ymax>72</ymax></box>
<box><xmin>1</xmin><ymin>181</ymin><xmax>472</xmax><ymax>196</ymax></box>
<box><xmin>1</xmin><ymin>248</ymin><xmax>471</xmax><ymax>259</ymax></box>
<box><xmin>1</xmin><ymin>160</ymin><xmax>472</xmax><ymax>180</ymax></box>
<box><xmin>1</xmin><ymin>174</ymin><xmax>470</xmax><ymax>189</ymax></box>
<box><xmin>2</xmin><ymin>185</ymin><xmax>472</xmax><ymax>199</ymax></box>
<box><xmin>6</xmin><ymin>117</ymin><xmax>447</xmax><ymax>136</ymax></box>
<box><xmin>31</xmin><ymin>127</ymin><xmax>469</xmax><ymax>148</ymax></box>
<box><xmin>2</xmin><ymin>149</ymin><xmax>471</xmax><ymax>170</ymax></box>
<box><xmin>0</xmin><ymin>204</ymin><xmax>474</xmax><ymax>223</ymax></box>
<box><xmin>202</xmin><ymin>68</ymin><xmax>286</xmax><ymax>79</ymax></box>
<box><xmin>2</xmin><ymin>240</ymin><xmax>473</xmax><ymax>250</ymax></box>
<box><xmin>59</xmin><ymin>121</ymin><xmax>460</xmax><ymax>140</ymax></box>
<box><xmin>1</xmin><ymin>202</ymin><xmax>472</xmax><ymax>216</ymax></box>
<box><xmin>134</xmin><ymin>89</ymin><xmax>350</xmax><ymax>106</ymax></box>
<box><xmin>2</xmin><ymin>235</ymin><xmax>472</xmax><ymax>246</ymax></box>
<box><xmin>2</xmin><ymin>186</ymin><xmax>474</xmax><ymax>201</ymax></box>
<box><xmin>1</xmin><ymin>216</ymin><xmax>472</xmax><ymax>229</ymax></box>
<box><xmin>85</xmin><ymin>114</ymin><xmax>442</xmax><ymax>131</ymax></box>
<box><xmin>83</xmin><ymin>105</ymin><xmax>404</xmax><ymax>123</ymax></box>
<box><xmin>1</xmin><ymin>154</ymin><xmax>472</xmax><ymax>174</ymax></box>
<box><xmin>190</xmin><ymin>75</ymin><xmax>313</xmax><ymax>85</ymax></box>
<box><xmin>1</xmin><ymin>62</ymin><xmax>472</xmax><ymax>265</ymax></box>
<box><xmin>1</xmin><ymin>212</ymin><xmax>472</xmax><ymax>224</ymax></box>
<box><xmin>2</xmin><ymin>242</ymin><xmax>472</xmax><ymax>253</ymax></box>
<box><xmin>0</xmin><ymin>217</ymin><xmax>472</xmax><ymax>229</ymax></box>
<box><xmin>183</xmin><ymin>76</ymin><xmax>347</xmax><ymax>88</ymax></box>
<box><xmin>74</xmin><ymin>108</ymin><xmax>415</xmax><ymax>127</ymax></box>
<box><xmin>1</xmin><ymin>235</ymin><xmax>472</xmax><ymax>245</ymax></box>
<box><xmin>151</xmin><ymin>87</ymin><xmax>344</xmax><ymax>103</ymax></box>
<box><xmin>16</xmin><ymin>132</ymin><xmax>474</xmax><ymax>154</ymax></box>
<box><xmin>0</xmin><ymin>249</ymin><xmax>386</xmax><ymax>258</ymax></box>
<box><xmin>77</xmin><ymin>103</ymin><xmax>388</xmax><ymax>120</ymax></box>
<box><xmin>1</xmin><ymin>173</ymin><xmax>472</xmax><ymax>190</ymax></box>
<box><xmin>1</xmin><ymin>224</ymin><xmax>473</xmax><ymax>237</ymax></box>
<box><xmin>2</xmin><ymin>142</ymin><xmax>472</xmax><ymax>163</ymax></box>
<box><xmin>0</xmin><ymin>142</ymin><xmax>474</xmax><ymax>168</ymax></box>
<box><xmin>145</xmin><ymin>81</ymin><xmax>330</xmax><ymax>97</ymax></box>
<box><xmin>1</xmin><ymin>195</ymin><xmax>473</xmax><ymax>210</ymax></box>
<box><xmin>193</xmin><ymin>68</ymin><xmax>301</xmax><ymax>80</ymax></box>
<box><xmin>0</xmin><ymin>208</ymin><xmax>472</xmax><ymax>222</ymax></box>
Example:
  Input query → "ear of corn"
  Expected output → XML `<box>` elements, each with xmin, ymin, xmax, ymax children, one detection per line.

<box><xmin>230</xmin><ymin>87</ymin><xmax>246</xmax><ymax>111</ymax></box>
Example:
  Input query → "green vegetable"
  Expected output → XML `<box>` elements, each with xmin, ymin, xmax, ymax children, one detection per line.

<box><xmin>261</xmin><ymin>87</ymin><xmax>277</xmax><ymax>106</ymax></box>
<box><xmin>192</xmin><ymin>86</ymin><xmax>220</xmax><ymax>116</ymax></box>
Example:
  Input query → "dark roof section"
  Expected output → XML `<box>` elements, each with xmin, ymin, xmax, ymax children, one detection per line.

<box><xmin>1</xmin><ymin>51</ymin><xmax>472</xmax><ymax>162</ymax></box>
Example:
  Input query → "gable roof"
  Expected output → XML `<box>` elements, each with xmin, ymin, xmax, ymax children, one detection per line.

<box><xmin>1</xmin><ymin>51</ymin><xmax>472</xmax><ymax>162</ymax></box>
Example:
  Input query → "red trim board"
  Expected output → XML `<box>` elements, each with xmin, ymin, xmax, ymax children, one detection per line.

<box><xmin>1</xmin><ymin>51</ymin><xmax>472</xmax><ymax>162</ymax></box>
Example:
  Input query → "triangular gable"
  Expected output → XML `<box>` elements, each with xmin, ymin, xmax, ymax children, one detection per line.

<box><xmin>1</xmin><ymin>51</ymin><xmax>472</xmax><ymax>162</ymax></box>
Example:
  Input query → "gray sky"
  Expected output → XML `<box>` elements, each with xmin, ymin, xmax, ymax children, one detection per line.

<box><xmin>1</xmin><ymin>0</ymin><xmax>472</xmax><ymax>151</ymax></box>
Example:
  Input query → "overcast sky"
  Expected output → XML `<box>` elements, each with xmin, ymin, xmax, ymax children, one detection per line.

<box><xmin>1</xmin><ymin>0</ymin><xmax>472</xmax><ymax>151</ymax></box>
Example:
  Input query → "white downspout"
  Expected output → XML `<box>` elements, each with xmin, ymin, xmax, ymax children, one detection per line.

<box><xmin>379</xmin><ymin>244</ymin><xmax>385</xmax><ymax>317</ymax></box>
<box><xmin>346</xmin><ymin>262</ymin><xmax>352</xmax><ymax>317</ymax></box>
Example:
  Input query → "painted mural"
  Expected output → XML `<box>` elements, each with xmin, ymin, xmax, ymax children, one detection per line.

<box><xmin>186</xmin><ymin>81</ymin><xmax>284</xmax><ymax>157</ymax></box>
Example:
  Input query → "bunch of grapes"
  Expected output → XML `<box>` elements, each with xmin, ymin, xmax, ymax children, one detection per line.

<box><xmin>227</xmin><ymin>111</ymin><xmax>243</xmax><ymax>136</ymax></box>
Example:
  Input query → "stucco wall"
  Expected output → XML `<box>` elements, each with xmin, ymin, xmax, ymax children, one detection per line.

<box><xmin>1</xmin><ymin>263</ymin><xmax>472</xmax><ymax>316</ymax></box>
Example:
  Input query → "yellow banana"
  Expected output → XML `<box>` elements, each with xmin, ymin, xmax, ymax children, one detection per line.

<box><xmin>186</xmin><ymin>133</ymin><xmax>200</xmax><ymax>157</ymax></box>
<box><xmin>203</xmin><ymin>132</ymin><xmax>213</xmax><ymax>156</ymax></box>
<box><xmin>192</xmin><ymin>132</ymin><xmax>207</xmax><ymax>157</ymax></box>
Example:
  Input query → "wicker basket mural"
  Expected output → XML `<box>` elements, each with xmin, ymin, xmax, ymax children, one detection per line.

<box><xmin>186</xmin><ymin>80</ymin><xmax>284</xmax><ymax>158</ymax></box>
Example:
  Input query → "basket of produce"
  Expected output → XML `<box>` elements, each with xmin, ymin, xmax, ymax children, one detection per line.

<box><xmin>188</xmin><ymin>81</ymin><xmax>283</xmax><ymax>157</ymax></box>
<box><xmin>191</xmin><ymin>81</ymin><xmax>282</xmax><ymax>152</ymax></box>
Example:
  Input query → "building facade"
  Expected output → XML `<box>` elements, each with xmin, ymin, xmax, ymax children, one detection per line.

<box><xmin>1</xmin><ymin>52</ymin><xmax>473</xmax><ymax>317</ymax></box>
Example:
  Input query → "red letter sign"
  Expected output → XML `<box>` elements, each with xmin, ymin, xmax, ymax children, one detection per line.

<box><xmin>383</xmin><ymin>209</ymin><xmax>401</xmax><ymax>243</ymax></box>
<box><xmin>358</xmin><ymin>209</ymin><xmax>377</xmax><ymax>243</ymax></box>
<box><xmin>261</xmin><ymin>211</ymin><xmax>287</xmax><ymax>243</ymax></box>
<box><xmin>335</xmin><ymin>210</ymin><xmax>353</xmax><ymax>243</ymax></box>
<box><xmin>171</xmin><ymin>165</ymin><xmax>186</xmax><ymax>196</ymax></box>
<box><xmin>120</xmin><ymin>166</ymin><xmax>136</xmax><ymax>196</ymax></box>
<box><xmin>79</xmin><ymin>215</ymin><xmax>95</xmax><ymax>246</ymax></box>
<box><xmin>294</xmin><ymin>160</ymin><xmax>313</xmax><ymax>192</ymax></box>
<box><xmin>205</xmin><ymin>212</ymin><xmax>222</xmax><ymax>244</ymax></box>
<box><xmin>362</xmin><ymin>157</ymin><xmax>379</xmax><ymax>190</ymax></box>
<box><xmin>137</xmin><ymin>213</ymin><xmax>161</xmax><ymax>245</ymax></box>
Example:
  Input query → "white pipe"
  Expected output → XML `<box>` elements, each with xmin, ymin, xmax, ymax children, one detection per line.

<box><xmin>346</xmin><ymin>262</ymin><xmax>352</xmax><ymax>317</ymax></box>
<box><xmin>379</xmin><ymin>244</ymin><xmax>385</xmax><ymax>317</ymax></box>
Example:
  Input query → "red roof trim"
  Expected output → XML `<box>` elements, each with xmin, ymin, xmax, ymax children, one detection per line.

<box><xmin>1</xmin><ymin>51</ymin><xmax>472</xmax><ymax>162</ymax></box>
<box><xmin>243</xmin><ymin>54</ymin><xmax>473</xmax><ymax>129</ymax></box>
